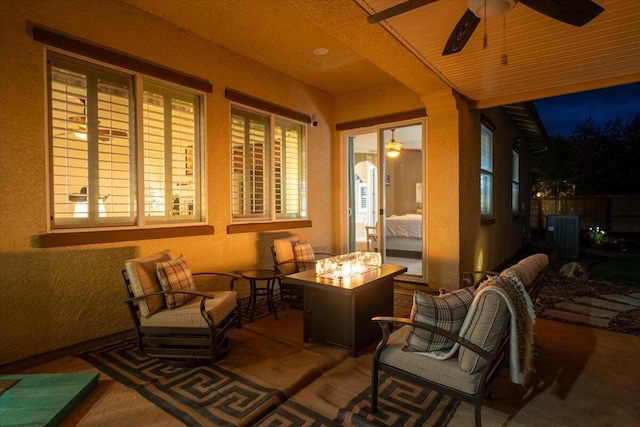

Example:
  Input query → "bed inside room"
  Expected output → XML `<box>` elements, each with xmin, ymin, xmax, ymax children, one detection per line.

<box><xmin>383</xmin><ymin>213</ymin><xmax>422</xmax><ymax>257</ymax></box>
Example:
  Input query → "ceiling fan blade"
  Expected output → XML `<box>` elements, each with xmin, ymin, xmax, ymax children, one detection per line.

<box><xmin>520</xmin><ymin>0</ymin><xmax>604</xmax><ymax>27</ymax></box>
<box><xmin>367</xmin><ymin>0</ymin><xmax>439</xmax><ymax>23</ymax></box>
<box><xmin>442</xmin><ymin>9</ymin><xmax>481</xmax><ymax>56</ymax></box>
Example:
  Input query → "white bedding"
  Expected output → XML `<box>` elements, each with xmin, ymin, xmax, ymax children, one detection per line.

<box><xmin>385</xmin><ymin>214</ymin><xmax>422</xmax><ymax>239</ymax></box>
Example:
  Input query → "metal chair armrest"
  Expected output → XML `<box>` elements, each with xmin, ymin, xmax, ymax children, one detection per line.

<box><xmin>371</xmin><ymin>316</ymin><xmax>493</xmax><ymax>361</ymax></box>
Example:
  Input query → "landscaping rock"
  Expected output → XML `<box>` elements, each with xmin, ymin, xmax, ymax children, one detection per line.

<box><xmin>559</xmin><ymin>262</ymin><xmax>587</xmax><ymax>280</ymax></box>
<box><xmin>536</xmin><ymin>251</ymin><xmax>640</xmax><ymax>336</ymax></box>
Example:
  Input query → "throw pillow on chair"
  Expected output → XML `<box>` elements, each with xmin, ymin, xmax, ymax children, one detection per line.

<box><xmin>156</xmin><ymin>256</ymin><xmax>196</xmax><ymax>309</ymax></box>
<box><xmin>403</xmin><ymin>287</ymin><xmax>476</xmax><ymax>353</ymax></box>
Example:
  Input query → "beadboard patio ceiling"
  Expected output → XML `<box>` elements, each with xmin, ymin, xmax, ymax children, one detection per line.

<box><xmin>121</xmin><ymin>0</ymin><xmax>640</xmax><ymax>109</ymax></box>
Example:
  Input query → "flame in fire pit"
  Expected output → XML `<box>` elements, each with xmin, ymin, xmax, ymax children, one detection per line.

<box><xmin>315</xmin><ymin>252</ymin><xmax>382</xmax><ymax>280</ymax></box>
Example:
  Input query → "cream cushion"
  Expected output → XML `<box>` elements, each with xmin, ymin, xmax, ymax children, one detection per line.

<box><xmin>273</xmin><ymin>236</ymin><xmax>300</xmax><ymax>276</ymax></box>
<box><xmin>458</xmin><ymin>288</ymin><xmax>509</xmax><ymax>374</ymax></box>
<box><xmin>500</xmin><ymin>253</ymin><xmax>549</xmax><ymax>286</ymax></box>
<box><xmin>140</xmin><ymin>290</ymin><xmax>238</xmax><ymax>328</ymax></box>
<box><xmin>125</xmin><ymin>250</ymin><xmax>171</xmax><ymax>318</ymax></box>
<box><xmin>379</xmin><ymin>326</ymin><xmax>483</xmax><ymax>395</ymax></box>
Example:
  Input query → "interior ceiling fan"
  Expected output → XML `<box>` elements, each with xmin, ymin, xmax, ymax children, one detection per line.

<box><xmin>367</xmin><ymin>0</ymin><xmax>604</xmax><ymax>55</ymax></box>
<box><xmin>56</xmin><ymin>96</ymin><xmax>129</xmax><ymax>142</ymax></box>
<box><xmin>62</xmin><ymin>116</ymin><xmax>128</xmax><ymax>142</ymax></box>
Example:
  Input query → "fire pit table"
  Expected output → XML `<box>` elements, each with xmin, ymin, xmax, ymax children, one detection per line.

<box><xmin>285</xmin><ymin>253</ymin><xmax>407</xmax><ymax>357</ymax></box>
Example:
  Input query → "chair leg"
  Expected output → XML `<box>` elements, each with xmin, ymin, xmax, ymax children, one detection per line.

<box><xmin>267</xmin><ymin>279</ymin><xmax>278</xmax><ymax>320</ymax></box>
<box><xmin>475</xmin><ymin>402</ymin><xmax>482</xmax><ymax>427</ymax></box>
<box><xmin>370</xmin><ymin>362</ymin><xmax>379</xmax><ymax>413</ymax></box>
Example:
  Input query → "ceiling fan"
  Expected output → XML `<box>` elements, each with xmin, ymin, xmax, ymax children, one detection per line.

<box><xmin>55</xmin><ymin>96</ymin><xmax>129</xmax><ymax>142</ymax></box>
<box><xmin>380</xmin><ymin>129</ymin><xmax>423</xmax><ymax>158</ymax></box>
<box><xmin>367</xmin><ymin>0</ymin><xmax>604</xmax><ymax>55</ymax></box>
<box><xmin>58</xmin><ymin>115</ymin><xmax>128</xmax><ymax>142</ymax></box>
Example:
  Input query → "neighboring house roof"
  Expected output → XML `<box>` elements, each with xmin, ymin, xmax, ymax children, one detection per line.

<box><xmin>502</xmin><ymin>102</ymin><xmax>549</xmax><ymax>151</ymax></box>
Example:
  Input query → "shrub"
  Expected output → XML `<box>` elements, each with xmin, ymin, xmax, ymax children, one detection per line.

<box><xmin>587</xmin><ymin>226</ymin><xmax>608</xmax><ymax>248</ymax></box>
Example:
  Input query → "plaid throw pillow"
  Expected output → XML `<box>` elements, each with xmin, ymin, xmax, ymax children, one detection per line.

<box><xmin>156</xmin><ymin>256</ymin><xmax>196</xmax><ymax>309</ymax></box>
<box><xmin>294</xmin><ymin>242</ymin><xmax>316</xmax><ymax>271</ymax></box>
<box><xmin>403</xmin><ymin>287</ymin><xmax>475</xmax><ymax>353</ymax></box>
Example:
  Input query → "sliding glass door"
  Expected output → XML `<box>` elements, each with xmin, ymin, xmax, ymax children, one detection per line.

<box><xmin>345</xmin><ymin>122</ymin><xmax>425</xmax><ymax>280</ymax></box>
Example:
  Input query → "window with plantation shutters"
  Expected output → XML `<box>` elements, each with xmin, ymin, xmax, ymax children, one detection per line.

<box><xmin>231</xmin><ymin>110</ymin><xmax>269</xmax><ymax>219</ymax></box>
<box><xmin>231</xmin><ymin>107</ymin><xmax>307</xmax><ymax>222</ymax></box>
<box><xmin>275</xmin><ymin>119</ymin><xmax>306</xmax><ymax>219</ymax></box>
<box><xmin>50</xmin><ymin>56</ymin><xmax>134</xmax><ymax>227</ymax></box>
<box><xmin>47</xmin><ymin>52</ymin><xmax>204</xmax><ymax>230</ymax></box>
<box><xmin>143</xmin><ymin>83</ymin><xmax>200</xmax><ymax>222</ymax></box>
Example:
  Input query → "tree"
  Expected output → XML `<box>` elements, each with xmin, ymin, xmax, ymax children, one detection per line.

<box><xmin>533</xmin><ymin>115</ymin><xmax>640</xmax><ymax>196</ymax></box>
<box><xmin>531</xmin><ymin>135</ymin><xmax>574</xmax><ymax>197</ymax></box>
<box><xmin>570</xmin><ymin>115</ymin><xmax>639</xmax><ymax>195</ymax></box>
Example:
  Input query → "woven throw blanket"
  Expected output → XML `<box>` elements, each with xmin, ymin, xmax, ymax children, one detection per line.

<box><xmin>478</xmin><ymin>275</ymin><xmax>535</xmax><ymax>385</ymax></box>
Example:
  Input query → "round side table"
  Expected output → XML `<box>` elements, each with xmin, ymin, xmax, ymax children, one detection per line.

<box><xmin>241</xmin><ymin>269</ymin><xmax>280</xmax><ymax>322</ymax></box>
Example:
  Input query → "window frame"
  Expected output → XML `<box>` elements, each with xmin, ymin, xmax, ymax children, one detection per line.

<box><xmin>45</xmin><ymin>49</ymin><xmax>207</xmax><ymax>233</ymax></box>
<box><xmin>230</xmin><ymin>104</ymin><xmax>308</xmax><ymax>224</ymax></box>
<box><xmin>512</xmin><ymin>149</ymin><xmax>520</xmax><ymax>216</ymax></box>
<box><xmin>480</xmin><ymin>121</ymin><xmax>494</xmax><ymax>221</ymax></box>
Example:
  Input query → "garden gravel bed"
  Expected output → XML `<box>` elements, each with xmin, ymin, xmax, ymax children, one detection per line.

<box><xmin>534</xmin><ymin>252</ymin><xmax>640</xmax><ymax>336</ymax></box>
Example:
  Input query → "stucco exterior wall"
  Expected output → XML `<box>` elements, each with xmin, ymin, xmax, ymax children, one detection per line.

<box><xmin>334</xmin><ymin>82</ymin><xmax>424</xmax><ymax>123</ymax></box>
<box><xmin>461</xmin><ymin>108</ymin><xmax>531</xmax><ymax>274</ymax></box>
<box><xmin>425</xmin><ymin>109</ymin><xmax>462</xmax><ymax>288</ymax></box>
<box><xmin>0</xmin><ymin>0</ymin><xmax>335</xmax><ymax>365</ymax></box>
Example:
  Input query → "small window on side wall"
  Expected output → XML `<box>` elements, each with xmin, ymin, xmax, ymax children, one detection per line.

<box><xmin>480</xmin><ymin>123</ymin><xmax>493</xmax><ymax>218</ymax></box>
<box><xmin>512</xmin><ymin>149</ymin><xmax>520</xmax><ymax>216</ymax></box>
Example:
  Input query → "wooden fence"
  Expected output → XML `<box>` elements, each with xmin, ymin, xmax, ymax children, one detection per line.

<box><xmin>531</xmin><ymin>195</ymin><xmax>640</xmax><ymax>233</ymax></box>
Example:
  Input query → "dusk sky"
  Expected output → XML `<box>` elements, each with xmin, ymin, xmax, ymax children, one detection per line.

<box><xmin>534</xmin><ymin>82</ymin><xmax>640</xmax><ymax>137</ymax></box>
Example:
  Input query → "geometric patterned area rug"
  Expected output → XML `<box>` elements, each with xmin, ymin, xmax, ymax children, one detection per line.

<box><xmin>76</xmin><ymin>290</ymin><xmax>458</xmax><ymax>426</ymax></box>
<box><xmin>76</xmin><ymin>338</ymin><xmax>458</xmax><ymax>427</ymax></box>
<box><xmin>76</xmin><ymin>338</ymin><xmax>286</xmax><ymax>426</ymax></box>
<box><xmin>254</xmin><ymin>356</ymin><xmax>459</xmax><ymax>427</ymax></box>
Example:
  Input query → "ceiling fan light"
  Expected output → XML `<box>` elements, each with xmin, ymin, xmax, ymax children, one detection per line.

<box><xmin>386</xmin><ymin>149</ymin><xmax>400</xmax><ymax>158</ymax></box>
<box><xmin>385</xmin><ymin>140</ymin><xmax>403</xmax><ymax>158</ymax></box>
<box><xmin>468</xmin><ymin>0</ymin><xmax>518</xmax><ymax>19</ymax></box>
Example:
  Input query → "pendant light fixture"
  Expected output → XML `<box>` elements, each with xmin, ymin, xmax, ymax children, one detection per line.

<box><xmin>385</xmin><ymin>129</ymin><xmax>403</xmax><ymax>158</ymax></box>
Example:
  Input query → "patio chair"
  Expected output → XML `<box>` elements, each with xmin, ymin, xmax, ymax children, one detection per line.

<box><xmin>271</xmin><ymin>236</ymin><xmax>335</xmax><ymax>308</ymax></box>
<box><xmin>371</xmin><ymin>253</ymin><xmax>549</xmax><ymax>427</ymax></box>
<box><xmin>121</xmin><ymin>251</ymin><xmax>242</xmax><ymax>364</ymax></box>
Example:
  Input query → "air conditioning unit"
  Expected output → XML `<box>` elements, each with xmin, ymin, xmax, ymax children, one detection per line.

<box><xmin>546</xmin><ymin>215</ymin><xmax>580</xmax><ymax>258</ymax></box>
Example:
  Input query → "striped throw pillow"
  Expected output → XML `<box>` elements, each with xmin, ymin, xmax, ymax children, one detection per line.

<box><xmin>294</xmin><ymin>242</ymin><xmax>316</xmax><ymax>271</ymax></box>
<box><xmin>156</xmin><ymin>256</ymin><xmax>196</xmax><ymax>309</ymax></box>
<box><xmin>403</xmin><ymin>287</ymin><xmax>475</xmax><ymax>352</ymax></box>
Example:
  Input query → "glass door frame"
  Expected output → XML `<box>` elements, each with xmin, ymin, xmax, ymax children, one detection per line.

<box><xmin>339</xmin><ymin>118</ymin><xmax>427</xmax><ymax>282</ymax></box>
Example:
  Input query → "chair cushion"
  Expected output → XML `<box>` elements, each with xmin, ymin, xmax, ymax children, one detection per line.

<box><xmin>140</xmin><ymin>290</ymin><xmax>238</xmax><ymax>328</ymax></box>
<box><xmin>294</xmin><ymin>242</ymin><xmax>316</xmax><ymax>271</ymax></box>
<box><xmin>125</xmin><ymin>250</ymin><xmax>172</xmax><ymax>318</ymax></box>
<box><xmin>156</xmin><ymin>256</ymin><xmax>196</xmax><ymax>309</ymax></box>
<box><xmin>500</xmin><ymin>253</ymin><xmax>549</xmax><ymax>287</ymax></box>
<box><xmin>404</xmin><ymin>287</ymin><xmax>475</xmax><ymax>353</ymax></box>
<box><xmin>379</xmin><ymin>326</ymin><xmax>483</xmax><ymax>395</ymax></box>
<box><xmin>274</xmin><ymin>237</ymin><xmax>299</xmax><ymax>276</ymax></box>
<box><xmin>458</xmin><ymin>288</ymin><xmax>509</xmax><ymax>374</ymax></box>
